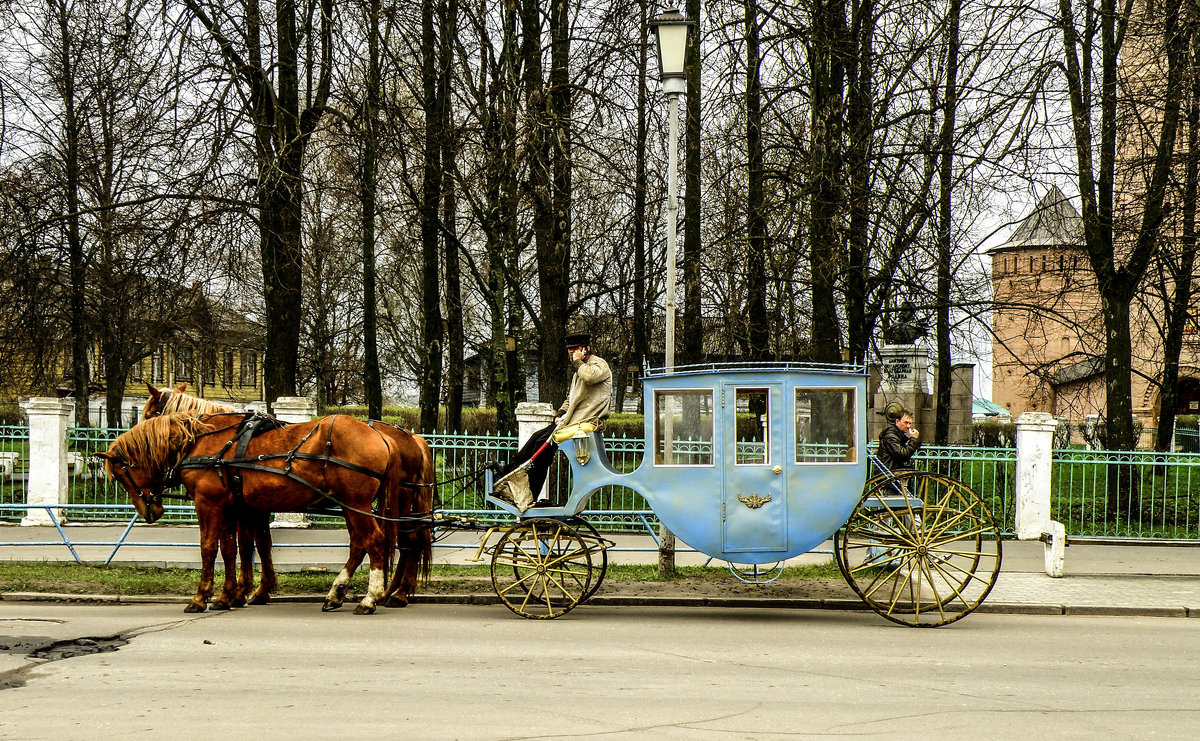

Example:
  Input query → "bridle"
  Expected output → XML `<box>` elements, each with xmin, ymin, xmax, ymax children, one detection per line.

<box><xmin>109</xmin><ymin>455</ymin><xmax>163</xmax><ymax>510</ymax></box>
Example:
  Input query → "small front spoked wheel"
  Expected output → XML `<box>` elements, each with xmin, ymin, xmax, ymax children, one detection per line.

<box><xmin>490</xmin><ymin>518</ymin><xmax>594</xmax><ymax>619</ymax></box>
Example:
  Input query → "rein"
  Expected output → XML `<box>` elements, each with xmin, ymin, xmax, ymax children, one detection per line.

<box><xmin>145</xmin><ymin>413</ymin><xmax>495</xmax><ymax>528</ymax></box>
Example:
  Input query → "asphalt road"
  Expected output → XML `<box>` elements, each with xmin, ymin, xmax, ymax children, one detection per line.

<box><xmin>2</xmin><ymin>601</ymin><xmax>1199</xmax><ymax>740</ymax></box>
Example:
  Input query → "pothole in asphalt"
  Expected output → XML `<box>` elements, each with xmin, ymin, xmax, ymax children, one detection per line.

<box><xmin>0</xmin><ymin>635</ymin><xmax>129</xmax><ymax>690</ymax></box>
<box><xmin>30</xmin><ymin>636</ymin><xmax>128</xmax><ymax>661</ymax></box>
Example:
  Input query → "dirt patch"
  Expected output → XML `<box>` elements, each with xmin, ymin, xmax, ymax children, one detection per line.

<box><xmin>419</xmin><ymin>574</ymin><xmax>861</xmax><ymax>602</ymax></box>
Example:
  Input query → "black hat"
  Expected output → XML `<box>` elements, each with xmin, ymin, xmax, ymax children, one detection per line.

<box><xmin>563</xmin><ymin>332</ymin><xmax>591</xmax><ymax>347</ymax></box>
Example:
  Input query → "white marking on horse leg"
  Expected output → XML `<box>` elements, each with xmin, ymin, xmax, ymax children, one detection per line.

<box><xmin>325</xmin><ymin>568</ymin><xmax>352</xmax><ymax>603</ymax></box>
<box><xmin>360</xmin><ymin>567</ymin><xmax>385</xmax><ymax>609</ymax></box>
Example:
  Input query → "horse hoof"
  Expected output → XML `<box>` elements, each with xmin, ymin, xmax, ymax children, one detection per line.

<box><xmin>249</xmin><ymin>593</ymin><xmax>271</xmax><ymax>606</ymax></box>
<box><xmin>353</xmin><ymin>603</ymin><xmax>376</xmax><ymax>615</ymax></box>
<box><xmin>322</xmin><ymin>600</ymin><xmax>343</xmax><ymax>612</ymax></box>
<box><xmin>231</xmin><ymin>598</ymin><xmax>247</xmax><ymax>609</ymax></box>
<box><xmin>210</xmin><ymin>600</ymin><xmax>231</xmax><ymax>611</ymax></box>
<box><xmin>383</xmin><ymin>595</ymin><xmax>409</xmax><ymax>608</ymax></box>
<box><xmin>184</xmin><ymin>602</ymin><xmax>207</xmax><ymax>614</ymax></box>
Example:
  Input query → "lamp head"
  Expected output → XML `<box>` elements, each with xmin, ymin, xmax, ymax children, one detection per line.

<box><xmin>649</xmin><ymin>8</ymin><xmax>694</xmax><ymax>83</ymax></box>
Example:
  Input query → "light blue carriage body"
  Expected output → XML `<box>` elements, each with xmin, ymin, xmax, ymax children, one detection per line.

<box><xmin>487</xmin><ymin>363</ymin><xmax>869</xmax><ymax>564</ymax></box>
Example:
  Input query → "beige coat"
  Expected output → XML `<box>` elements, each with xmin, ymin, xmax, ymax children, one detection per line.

<box><xmin>557</xmin><ymin>354</ymin><xmax>612</xmax><ymax>426</ymax></box>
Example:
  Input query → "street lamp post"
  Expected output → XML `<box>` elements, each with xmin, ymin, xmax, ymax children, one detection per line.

<box><xmin>650</xmin><ymin>7</ymin><xmax>693</xmax><ymax>573</ymax></box>
<box><xmin>650</xmin><ymin>8</ymin><xmax>694</xmax><ymax>372</ymax></box>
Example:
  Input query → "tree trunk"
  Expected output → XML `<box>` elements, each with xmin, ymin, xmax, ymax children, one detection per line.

<box><xmin>934</xmin><ymin>0</ymin><xmax>961</xmax><ymax>445</ymax></box>
<box><xmin>680</xmin><ymin>0</ymin><xmax>702</xmax><ymax>366</ymax></box>
<box><xmin>361</xmin><ymin>0</ymin><xmax>383</xmax><ymax>421</ymax></box>
<box><xmin>633</xmin><ymin>0</ymin><xmax>649</xmax><ymax>406</ymax></box>
<box><xmin>420</xmin><ymin>0</ymin><xmax>444</xmax><ymax>431</ymax></box>
<box><xmin>543</xmin><ymin>0</ymin><xmax>572</xmax><ymax>395</ymax></box>
<box><xmin>54</xmin><ymin>1</ymin><xmax>89</xmax><ymax>426</ymax></box>
<box><xmin>442</xmin><ymin>0</ymin><xmax>464</xmax><ymax>433</ymax></box>
<box><xmin>809</xmin><ymin>0</ymin><xmax>848</xmax><ymax>365</ymax></box>
<box><xmin>185</xmin><ymin>0</ymin><xmax>334</xmax><ymax>406</ymax></box>
<box><xmin>1155</xmin><ymin>32</ymin><xmax>1200</xmax><ymax>452</ymax></box>
<box><xmin>1058</xmin><ymin>0</ymin><xmax>1186</xmax><ymax>465</ymax></box>
<box><xmin>844</xmin><ymin>0</ymin><xmax>874</xmax><ymax>365</ymax></box>
<box><xmin>482</xmin><ymin>0</ymin><xmax>520</xmax><ymax>434</ymax></box>
<box><xmin>744</xmin><ymin>0</ymin><xmax>769</xmax><ymax>361</ymax></box>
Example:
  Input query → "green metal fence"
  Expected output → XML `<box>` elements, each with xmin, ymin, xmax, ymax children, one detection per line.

<box><xmin>1053</xmin><ymin>448</ymin><xmax>1200</xmax><ymax>538</ymax></box>
<box><xmin>0</xmin><ymin>425</ymin><xmax>29</xmax><ymax>520</ymax></box>
<box><xmin>2</xmin><ymin>423</ymin><xmax>1196</xmax><ymax>541</ymax></box>
<box><xmin>912</xmin><ymin>446</ymin><xmax>1017</xmax><ymax>537</ymax></box>
<box><xmin>424</xmin><ymin>432</ymin><xmax>652</xmax><ymax>530</ymax></box>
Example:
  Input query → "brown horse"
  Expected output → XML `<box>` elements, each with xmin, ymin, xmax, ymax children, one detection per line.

<box><xmin>140</xmin><ymin>387</ymin><xmax>436</xmax><ymax>610</ymax></box>
<box><xmin>141</xmin><ymin>385</ymin><xmax>268</xmax><ymax>607</ymax></box>
<box><xmin>142</xmin><ymin>381</ymin><xmax>237</xmax><ymax>419</ymax></box>
<box><xmin>97</xmin><ymin>412</ymin><xmax>433</xmax><ymax>614</ymax></box>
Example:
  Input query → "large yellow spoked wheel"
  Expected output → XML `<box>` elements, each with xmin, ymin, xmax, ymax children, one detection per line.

<box><xmin>490</xmin><ymin>518</ymin><xmax>595</xmax><ymax>619</ymax></box>
<box><xmin>834</xmin><ymin>470</ymin><xmax>1003</xmax><ymax>627</ymax></box>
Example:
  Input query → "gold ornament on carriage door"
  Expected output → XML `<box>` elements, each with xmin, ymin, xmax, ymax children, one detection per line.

<box><xmin>737</xmin><ymin>493</ymin><xmax>771</xmax><ymax>509</ymax></box>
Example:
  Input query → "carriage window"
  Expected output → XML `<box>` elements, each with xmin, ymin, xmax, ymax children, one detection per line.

<box><xmin>734</xmin><ymin>388</ymin><xmax>769</xmax><ymax>465</ymax></box>
<box><xmin>654</xmin><ymin>389</ymin><xmax>714</xmax><ymax>465</ymax></box>
<box><xmin>795</xmin><ymin>388</ymin><xmax>856</xmax><ymax>463</ymax></box>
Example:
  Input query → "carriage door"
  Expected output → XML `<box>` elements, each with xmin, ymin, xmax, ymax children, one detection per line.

<box><xmin>721</xmin><ymin>383</ymin><xmax>787</xmax><ymax>552</ymax></box>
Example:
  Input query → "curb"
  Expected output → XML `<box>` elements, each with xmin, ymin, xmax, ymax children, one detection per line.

<box><xmin>3</xmin><ymin>591</ymin><xmax>1197</xmax><ymax>618</ymax></box>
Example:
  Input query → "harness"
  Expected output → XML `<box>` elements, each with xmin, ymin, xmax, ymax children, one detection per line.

<box><xmin>119</xmin><ymin>412</ymin><xmax>487</xmax><ymax>530</ymax></box>
<box><xmin>172</xmin><ymin>412</ymin><xmax>387</xmax><ymax>508</ymax></box>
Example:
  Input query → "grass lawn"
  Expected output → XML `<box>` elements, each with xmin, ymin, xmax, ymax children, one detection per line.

<box><xmin>0</xmin><ymin>560</ymin><xmax>844</xmax><ymax>596</ymax></box>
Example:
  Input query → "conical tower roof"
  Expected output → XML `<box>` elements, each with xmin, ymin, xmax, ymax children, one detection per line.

<box><xmin>993</xmin><ymin>186</ymin><xmax>1082</xmax><ymax>251</ymax></box>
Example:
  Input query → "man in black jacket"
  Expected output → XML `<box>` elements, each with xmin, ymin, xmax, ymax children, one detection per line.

<box><xmin>872</xmin><ymin>403</ymin><xmax>922</xmax><ymax>568</ymax></box>
<box><xmin>877</xmin><ymin>403</ymin><xmax>921</xmax><ymax>473</ymax></box>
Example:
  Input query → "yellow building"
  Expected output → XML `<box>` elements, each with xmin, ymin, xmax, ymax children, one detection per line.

<box><xmin>1</xmin><ymin>303</ymin><xmax>265</xmax><ymax>425</ymax></box>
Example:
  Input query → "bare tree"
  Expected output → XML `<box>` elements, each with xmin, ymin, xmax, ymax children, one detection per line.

<box><xmin>182</xmin><ymin>0</ymin><xmax>335</xmax><ymax>406</ymax></box>
<box><xmin>1056</xmin><ymin>0</ymin><xmax>1188</xmax><ymax>455</ymax></box>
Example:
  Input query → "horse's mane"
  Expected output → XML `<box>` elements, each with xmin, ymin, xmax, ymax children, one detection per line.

<box><xmin>110</xmin><ymin>413</ymin><xmax>214</xmax><ymax>472</ymax></box>
<box><xmin>162</xmin><ymin>392</ymin><xmax>236</xmax><ymax>415</ymax></box>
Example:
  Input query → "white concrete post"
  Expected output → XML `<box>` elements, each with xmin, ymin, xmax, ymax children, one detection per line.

<box><xmin>516</xmin><ymin>402</ymin><xmax>556</xmax><ymax>502</ymax></box>
<box><xmin>20</xmin><ymin>397</ymin><xmax>74</xmax><ymax>526</ymax></box>
<box><xmin>270</xmin><ymin>396</ymin><xmax>317</xmax><ymax>528</ymax></box>
<box><xmin>1015</xmin><ymin>411</ymin><xmax>1057</xmax><ymax>540</ymax></box>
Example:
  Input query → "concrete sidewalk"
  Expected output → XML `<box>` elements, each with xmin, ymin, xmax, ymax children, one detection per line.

<box><xmin>2</xmin><ymin>522</ymin><xmax>1199</xmax><ymax>617</ymax></box>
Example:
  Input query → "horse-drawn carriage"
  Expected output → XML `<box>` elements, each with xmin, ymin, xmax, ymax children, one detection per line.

<box><xmin>103</xmin><ymin>363</ymin><xmax>1002</xmax><ymax>627</ymax></box>
<box><xmin>477</xmin><ymin>362</ymin><xmax>1002</xmax><ymax>627</ymax></box>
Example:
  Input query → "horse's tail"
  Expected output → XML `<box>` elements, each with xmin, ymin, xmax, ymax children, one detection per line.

<box><xmin>380</xmin><ymin>436</ymin><xmax>403</xmax><ymax>585</ymax></box>
<box><xmin>411</xmin><ymin>433</ymin><xmax>435</xmax><ymax>585</ymax></box>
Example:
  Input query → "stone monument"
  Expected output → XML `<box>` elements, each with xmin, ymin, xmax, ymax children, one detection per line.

<box><xmin>869</xmin><ymin>303</ymin><xmax>975</xmax><ymax>444</ymax></box>
<box><xmin>871</xmin><ymin>302</ymin><xmax>933</xmax><ymax>441</ymax></box>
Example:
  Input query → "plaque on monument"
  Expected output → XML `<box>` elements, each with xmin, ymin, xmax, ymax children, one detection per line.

<box><xmin>879</xmin><ymin>344</ymin><xmax>931</xmax><ymax>395</ymax></box>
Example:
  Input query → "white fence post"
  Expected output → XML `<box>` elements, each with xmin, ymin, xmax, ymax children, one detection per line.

<box><xmin>20</xmin><ymin>397</ymin><xmax>74</xmax><ymax>526</ymax></box>
<box><xmin>1015</xmin><ymin>411</ymin><xmax>1056</xmax><ymax>539</ymax></box>
<box><xmin>270</xmin><ymin>396</ymin><xmax>317</xmax><ymax>528</ymax></box>
<box><xmin>1015</xmin><ymin>411</ymin><xmax>1066</xmax><ymax>576</ymax></box>
<box><xmin>516</xmin><ymin>402</ymin><xmax>555</xmax><ymax>502</ymax></box>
